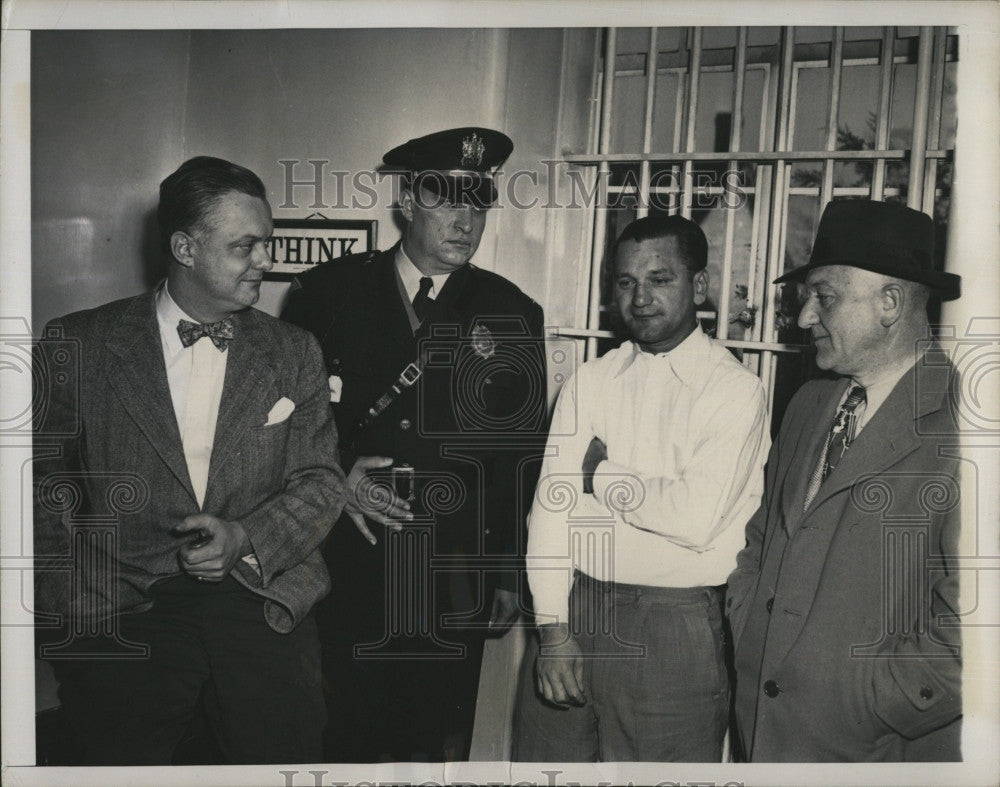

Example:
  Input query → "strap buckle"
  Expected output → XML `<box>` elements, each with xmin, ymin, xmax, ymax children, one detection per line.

<box><xmin>399</xmin><ymin>362</ymin><xmax>422</xmax><ymax>387</ymax></box>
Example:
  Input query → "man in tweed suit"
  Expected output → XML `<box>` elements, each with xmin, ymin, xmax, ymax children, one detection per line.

<box><xmin>33</xmin><ymin>156</ymin><xmax>347</xmax><ymax>764</ymax></box>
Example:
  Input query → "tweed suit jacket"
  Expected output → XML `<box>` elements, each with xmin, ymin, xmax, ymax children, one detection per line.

<box><xmin>33</xmin><ymin>289</ymin><xmax>347</xmax><ymax>633</ymax></box>
<box><xmin>727</xmin><ymin>351</ymin><xmax>962</xmax><ymax>761</ymax></box>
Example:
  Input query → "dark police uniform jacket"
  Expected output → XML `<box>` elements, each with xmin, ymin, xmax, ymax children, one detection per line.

<box><xmin>282</xmin><ymin>243</ymin><xmax>548</xmax><ymax>639</ymax></box>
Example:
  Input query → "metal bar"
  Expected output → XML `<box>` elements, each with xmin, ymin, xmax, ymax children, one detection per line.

<box><xmin>673</xmin><ymin>70</ymin><xmax>685</xmax><ymax>154</ymax></box>
<box><xmin>586</xmin><ymin>30</ymin><xmax>603</xmax><ymax>154</ymax></box>
<box><xmin>586</xmin><ymin>28</ymin><xmax>617</xmax><ymax>359</ymax></box>
<box><xmin>744</xmin><ymin>57</ymin><xmax>774</xmax><ymax>372</ymax></box>
<box><xmin>681</xmin><ymin>27</ymin><xmax>701</xmax><ymax>219</ymax></box>
<box><xmin>731</xmin><ymin>28</ymin><xmax>748</xmax><ymax>154</ymax></box>
<box><xmin>759</xmin><ymin>62</ymin><xmax>773</xmax><ymax>156</ymax></box>
<box><xmin>872</xmin><ymin>27</ymin><xmax>895</xmax><ymax>199</ymax></box>
<box><xmin>747</xmin><ymin>168</ymin><xmax>766</xmax><ymax>331</ymax></box>
<box><xmin>717</xmin><ymin>27</ymin><xmax>748</xmax><ymax>342</ymax></box>
<box><xmin>822</xmin><ymin>28</ymin><xmax>845</xmax><ymax>208</ymax></box>
<box><xmin>908</xmin><ymin>27</ymin><xmax>934</xmax><ymax>210</ymax></box>
<box><xmin>570</xmin><ymin>31</ymin><xmax>603</xmax><ymax>353</ymax></box>
<box><xmin>760</xmin><ymin>27</ymin><xmax>797</xmax><ymax>405</ymax></box>
<box><xmin>599</xmin><ymin>30</ymin><xmax>617</xmax><ymax>155</ymax></box>
<box><xmin>637</xmin><ymin>27</ymin><xmax>659</xmax><ymax>220</ymax></box>
<box><xmin>553</xmin><ymin>327</ymin><xmax>809</xmax><ymax>354</ymax></box>
<box><xmin>922</xmin><ymin>27</ymin><xmax>947</xmax><ymax>212</ymax></box>
<box><xmin>563</xmin><ymin>148</ymin><xmax>914</xmax><ymax>163</ymax></box>
<box><xmin>787</xmin><ymin>186</ymin><xmax>904</xmax><ymax>196</ymax></box>
<box><xmin>668</xmin><ymin>31</ymin><xmax>687</xmax><ymax>217</ymax></box>
<box><xmin>788</xmin><ymin>63</ymin><xmax>800</xmax><ymax>153</ymax></box>
<box><xmin>681</xmin><ymin>27</ymin><xmax>703</xmax><ymax>219</ymax></box>
<box><xmin>643</xmin><ymin>35</ymin><xmax>950</xmax><ymax>73</ymax></box>
<box><xmin>541</xmin><ymin>30</ymin><xmax>568</xmax><ymax>355</ymax></box>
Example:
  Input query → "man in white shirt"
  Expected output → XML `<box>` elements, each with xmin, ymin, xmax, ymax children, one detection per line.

<box><xmin>33</xmin><ymin>157</ymin><xmax>346</xmax><ymax>764</ymax></box>
<box><xmin>512</xmin><ymin>214</ymin><xmax>769</xmax><ymax>761</ymax></box>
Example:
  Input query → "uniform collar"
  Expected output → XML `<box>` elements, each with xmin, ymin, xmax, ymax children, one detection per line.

<box><xmin>395</xmin><ymin>244</ymin><xmax>453</xmax><ymax>301</ymax></box>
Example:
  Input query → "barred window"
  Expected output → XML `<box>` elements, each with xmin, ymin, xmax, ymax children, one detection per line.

<box><xmin>557</xmin><ymin>26</ymin><xmax>957</xmax><ymax>430</ymax></box>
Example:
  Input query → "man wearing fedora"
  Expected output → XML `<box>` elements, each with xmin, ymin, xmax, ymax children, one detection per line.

<box><xmin>727</xmin><ymin>199</ymin><xmax>963</xmax><ymax>761</ymax></box>
<box><xmin>282</xmin><ymin>127</ymin><xmax>548</xmax><ymax>761</ymax></box>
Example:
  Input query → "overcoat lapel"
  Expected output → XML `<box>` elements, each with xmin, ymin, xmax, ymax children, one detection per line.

<box><xmin>104</xmin><ymin>291</ymin><xmax>196</xmax><ymax>501</ymax></box>
<box><xmin>807</xmin><ymin>368</ymin><xmax>927</xmax><ymax>513</ymax></box>
<box><xmin>207</xmin><ymin>309</ymin><xmax>280</xmax><ymax>488</ymax></box>
<box><xmin>766</xmin><ymin>361</ymin><xmax>947</xmax><ymax>668</ymax></box>
<box><xmin>781</xmin><ymin>379</ymin><xmax>847</xmax><ymax>531</ymax></box>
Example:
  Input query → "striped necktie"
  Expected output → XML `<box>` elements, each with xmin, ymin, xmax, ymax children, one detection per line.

<box><xmin>803</xmin><ymin>385</ymin><xmax>866</xmax><ymax>510</ymax></box>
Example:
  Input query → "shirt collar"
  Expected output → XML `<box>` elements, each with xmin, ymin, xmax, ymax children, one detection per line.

<box><xmin>613</xmin><ymin>323</ymin><xmax>709</xmax><ymax>385</ymax></box>
<box><xmin>395</xmin><ymin>244</ymin><xmax>452</xmax><ymax>301</ymax></box>
<box><xmin>156</xmin><ymin>280</ymin><xmax>202</xmax><ymax>356</ymax></box>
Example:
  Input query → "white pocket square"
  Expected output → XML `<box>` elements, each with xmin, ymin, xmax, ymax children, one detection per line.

<box><xmin>265</xmin><ymin>396</ymin><xmax>295</xmax><ymax>425</ymax></box>
<box><xmin>328</xmin><ymin>375</ymin><xmax>343</xmax><ymax>403</ymax></box>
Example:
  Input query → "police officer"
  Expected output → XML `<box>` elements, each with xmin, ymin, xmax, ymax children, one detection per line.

<box><xmin>282</xmin><ymin>127</ymin><xmax>548</xmax><ymax>762</ymax></box>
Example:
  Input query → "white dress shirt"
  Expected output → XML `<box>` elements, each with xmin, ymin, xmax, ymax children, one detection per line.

<box><xmin>395</xmin><ymin>244</ymin><xmax>452</xmax><ymax>301</ymax></box>
<box><xmin>527</xmin><ymin>325</ymin><xmax>771</xmax><ymax>626</ymax></box>
<box><xmin>155</xmin><ymin>282</ymin><xmax>228</xmax><ymax>508</ymax></box>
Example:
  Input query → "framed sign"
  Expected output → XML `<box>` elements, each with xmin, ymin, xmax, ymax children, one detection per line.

<box><xmin>264</xmin><ymin>218</ymin><xmax>377</xmax><ymax>281</ymax></box>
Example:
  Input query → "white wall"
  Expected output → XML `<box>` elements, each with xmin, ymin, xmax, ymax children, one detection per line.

<box><xmin>30</xmin><ymin>28</ymin><xmax>587</xmax><ymax>332</ymax></box>
<box><xmin>31</xmin><ymin>31</ymin><xmax>191</xmax><ymax>330</ymax></box>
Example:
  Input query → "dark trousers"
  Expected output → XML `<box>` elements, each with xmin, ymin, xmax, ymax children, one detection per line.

<box><xmin>318</xmin><ymin>519</ymin><xmax>488</xmax><ymax>762</ymax></box>
<box><xmin>321</xmin><ymin>628</ymin><xmax>485</xmax><ymax>762</ymax></box>
<box><xmin>46</xmin><ymin>575</ymin><xmax>325</xmax><ymax>765</ymax></box>
<box><xmin>512</xmin><ymin>573</ymin><xmax>729</xmax><ymax>762</ymax></box>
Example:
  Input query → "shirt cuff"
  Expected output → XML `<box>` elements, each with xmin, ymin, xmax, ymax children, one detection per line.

<box><xmin>532</xmin><ymin>602</ymin><xmax>570</xmax><ymax>628</ymax></box>
<box><xmin>528</xmin><ymin>579</ymin><xmax>571</xmax><ymax>628</ymax></box>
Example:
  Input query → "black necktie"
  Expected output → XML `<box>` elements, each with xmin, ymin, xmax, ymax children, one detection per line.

<box><xmin>412</xmin><ymin>277</ymin><xmax>434</xmax><ymax>322</ymax></box>
<box><xmin>176</xmin><ymin>317</ymin><xmax>235</xmax><ymax>351</ymax></box>
<box><xmin>804</xmin><ymin>384</ymin><xmax>867</xmax><ymax>509</ymax></box>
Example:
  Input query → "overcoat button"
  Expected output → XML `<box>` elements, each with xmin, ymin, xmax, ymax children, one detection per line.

<box><xmin>400</xmin><ymin>419</ymin><xmax>412</xmax><ymax>430</ymax></box>
<box><xmin>766</xmin><ymin>597</ymin><xmax>774</xmax><ymax>613</ymax></box>
<box><xmin>919</xmin><ymin>686</ymin><xmax>934</xmax><ymax>700</ymax></box>
<box><xmin>763</xmin><ymin>680</ymin><xmax>780</xmax><ymax>698</ymax></box>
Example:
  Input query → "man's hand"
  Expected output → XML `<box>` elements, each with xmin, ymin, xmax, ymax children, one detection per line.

<box><xmin>487</xmin><ymin>588</ymin><xmax>521</xmax><ymax>635</ymax></box>
<box><xmin>535</xmin><ymin>623</ymin><xmax>586</xmax><ymax>707</ymax></box>
<box><xmin>581</xmin><ymin>436</ymin><xmax>607</xmax><ymax>495</ymax></box>
<box><xmin>174</xmin><ymin>513</ymin><xmax>252</xmax><ymax>582</ymax></box>
<box><xmin>345</xmin><ymin>456</ymin><xmax>413</xmax><ymax>545</ymax></box>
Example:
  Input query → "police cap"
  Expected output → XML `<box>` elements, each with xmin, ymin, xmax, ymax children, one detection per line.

<box><xmin>383</xmin><ymin>127</ymin><xmax>513</xmax><ymax>209</ymax></box>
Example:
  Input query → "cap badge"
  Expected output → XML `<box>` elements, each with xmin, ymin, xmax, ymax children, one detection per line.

<box><xmin>471</xmin><ymin>323</ymin><xmax>496</xmax><ymax>359</ymax></box>
<box><xmin>461</xmin><ymin>133</ymin><xmax>485</xmax><ymax>168</ymax></box>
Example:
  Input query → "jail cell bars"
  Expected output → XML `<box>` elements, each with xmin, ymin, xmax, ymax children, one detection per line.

<box><xmin>556</xmin><ymin>26</ymin><xmax>958</xmax><ymax>425</ymax></box>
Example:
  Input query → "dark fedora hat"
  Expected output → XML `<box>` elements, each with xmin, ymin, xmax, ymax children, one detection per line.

<box><xmin>774</xmin><ymin>199</ymin><xmax>960</xmax><ymax>300</ymax></box>
<box><xmin>383</xmin><ymin>126</ymin><xmax>513</xmax><ymax>209</ymax></box>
